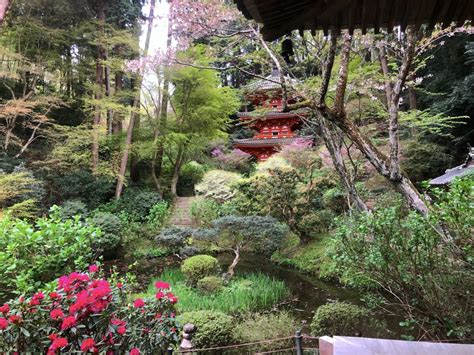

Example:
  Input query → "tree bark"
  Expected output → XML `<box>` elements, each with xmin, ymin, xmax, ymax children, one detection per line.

<box><xmin>321</xmin><ymin>107</ymin><xmax>428</xmax><ymax>215</ymax></box>
<box><xmin>154</xmin><ymin>4</ymin><xmax>173</xmax><ymax>182</ymax></box>
<box><xmin>112</xmin><ymin>70</ymin><xmax>123</xmax><ymax>133</ymax></box>
<box><xmin>115</xmin><ymin>0</ymin><xmax>155</xmax><ymax>198</ymax></box>
<box><xmin>227</xmin><ymin>247</ymin><xmax>240</xmax><ymax>278</ymax></box>
<box><xmin>170</xmin><ymin>143</ymin><xmax>184</xmax><ymax>196</ymax></box>
<box><xmin>92</xmin><ymin>0</ymin><xmax>105</xmax><ymax>174</ymax></box>
<box><xmin>104</xmin><ymin>49</ymin><xmax>113</xmax><ymax>135</ymax></box>
<box><xmin>333</xmin><ymin>33</ymin><xmax>352</xmax><ymax>114</ymax></box>
<box><xmin>319</xmin><ymin>118</ymin><xmax>369</xmax><ymax>212</ymax></box>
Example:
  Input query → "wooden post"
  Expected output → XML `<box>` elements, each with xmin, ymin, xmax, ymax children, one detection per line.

<box><xmin>295</xmin><ymin>330</ymin><xmax>303</xmax><ymax>355</ymax></box>
<box><xmin>179</xmin><ymin>323</ymin><xmax>196</xmax><ymax>355</ymax></box>
<box><xmin>167</xmin><ymin>347</ymin><xmax>173</xmax><ymax>355</ymax></box>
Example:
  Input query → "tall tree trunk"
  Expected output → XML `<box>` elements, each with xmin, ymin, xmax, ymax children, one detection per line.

<box><xmin>319</xmin><ymin>118</ymin><xmax>369</xmax><ymax>212</ymax></box>
<box><xmin>112</xmin><ymin>70</ymin><xmax>123</xmax><ymax>133</ymax></box>
<box><xmin>104</xmin><ymin>49</ymin><xmax>113</xmax><ymax>135</ymax></box>
<box><xmin>115</xmin><ymin>0</ymin><xmax>155</xmax><ymax>198</ymax></box>
<box><xmin>92</xmin><ymin>0</ymin><xmax>105</xmax><ymax>174</ymax></box>
<box><xmin>170</xmin><ymin>143</ymin><xmax>184</xmax><ymax>197</ymax></box>
<box><xmin>154</xmin><ymin>3</ymin><xmax>173</xmax><ymax>181</ymax></box>
<box><xmin>316</xmin><ymin>28</ymin><xmax>428</xmax><ymax>216</ymax></box>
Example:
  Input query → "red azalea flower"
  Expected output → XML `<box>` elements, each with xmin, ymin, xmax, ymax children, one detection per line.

<box><xmin>80</xmin><ymin>338</ymin><xmax>96</xmax><ymax>352</ymax></box>
<box><xmin>49</xmin><ymin>292</ymin><xmax>61</xmax><ymax>300</ymax></box>
<box><xmin>0</xmin><ymin>303</ymin><xmax>9</xmax><ymax>314</ymax></box>
<box><xmin>111</xmin><ymin>318</ymin><xmax>126</xmax><ymax>326</ymax></box>
<box><xmin>166</xmin><ymin>292</ymin><xmax>178</xmax><ymax>304</ymax></box>
<box><xmin>50</xmin><ymin>337</ymin><xmax>68</xmax><ymax>351</ymax></box>
<box><xmin>116</xmin><ymin>282</ymin><xmax>123</xmax><ymax>289</ymax></box>
<box><xmin>155</xmin><ymin>291</ymin><xmax>164</xmax><ymax>300</ymax></box>
<box><xmin>18</xmin><ymin>296</ymin><xmax>24</xmax><ymax>303</ymax></box>
<box><xmin>49</xmin><ymin>333</ymin><xmax>58</xmax><ymax>341</ymax></box>
<box><xmin>50</xmin><ymin>308</ymin><xmax>64</xmax><ymax>320</ymax></box>
<box><xmin>8</xmin><ymin>315</ymin><xmax>22</xmax><ymax>324</ymax></box>
<box><xmin>33</xmin><ymin>291</ymin><xmax>45</xmax><ymax>301</ymax></box>
<box><xmin>29</xmin><ymin>299</ymin><xmax>40</xmax><ymax>306</ymax></box>
<box><xmin>0</xmin><ymin>317</ymin><xmax>8</xmax><ymax>330</ymax></box>
<box><xmin>154</xmin><ymin>281</ymin><xmax>170</xmax><ymax>290</ymax></box>
<box><xmin>133</xmin><ymin>298</ymin><xmax>145</xmax><ymax>308</ymax></box>
<box><xmin>60</xmin><ymin>315</ymin><xmax>76</xmax><ymax>330</ymax></box>
<box><xmin>130</xmin><ymin>348</ymin><xmax>140</xmax><ymax>355</ymax></box>
<box><xmin>88</xmin><ymin>264</ymin><xmax>98</xmax><ymax>273</ymax></box>
<box><xmin>117</xmin><ymin>325</ymin><xmax>126</xmax><ymax>335</ymax></box>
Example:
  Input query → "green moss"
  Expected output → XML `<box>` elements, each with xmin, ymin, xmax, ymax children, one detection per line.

<box><xmin>271</xmin><ymin>233</ymin><xmax>334</xmax><ymax>276</ymax></box>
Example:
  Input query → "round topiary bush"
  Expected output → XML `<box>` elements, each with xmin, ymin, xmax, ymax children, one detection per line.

<box><xmin>179</xmin><ymin>310</ymin><xmax>234</xmax><ymax>348</ymax></box>
<box><xmin>181</xmin><ymin>255</ymin><xmax>219</xmax><ymax>286</ymax></box>
<box><xmin>310</xmin><ymin>301</ymin><xmax>371</xmax><ymax>337</ymax></box>
<box><xmin>197</xmin><ymin>276</ymin><xmax>224</xmax><ymax>294</ymax></box>
<box><xmin>88</xmin><ymin>212</ymin><xmax>122</xmax><ymax>258</ymax></box>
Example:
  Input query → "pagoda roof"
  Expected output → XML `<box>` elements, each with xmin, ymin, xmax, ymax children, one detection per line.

<box><xmin>234</xmin><ymin>136</ymin><xmax>314</xmax><ymax>147</ymax></box>
<box><xmin>237</xmin><ymin>110</ymin><xmax>304</xmax><ymax>119</ymax></box>
<box><xmin>233</xmin><ymin>0</ymin><xmax>474</xmax><ymax>41</ymax></box>
<box><xmin>243</xmin><ymin>68</ymin><xmax>298</xmax><ymax>93</ymax></box>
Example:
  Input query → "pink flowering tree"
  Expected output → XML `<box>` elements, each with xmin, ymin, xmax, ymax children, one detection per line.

<box><xmin>0</xmin><ymin>266</ymin><xmax>178</xmax><ymax>354</ymax></box>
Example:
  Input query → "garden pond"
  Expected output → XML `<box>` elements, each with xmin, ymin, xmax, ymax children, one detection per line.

<box><xmin>115</xmin><ymin>253</ymin><xmax>401</xmax><ymax>337</ymax></box>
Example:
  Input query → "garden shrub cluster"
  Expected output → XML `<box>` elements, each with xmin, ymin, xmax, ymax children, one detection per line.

<box><xmin>0</xmin><ymin>207</ymin><xmax>97</xmax><ymax>295</ymax></box>
<box><xmin>310</xmin><ymin>302</ymin><xmax>373</xmax><ymax>337</ymax></box>
<box><xmin>179</xmin><ymin>310</ymin><xmax>234</xmax><ymax>348</ymax></box>
<box><xmin>328</xmin><ymin>178</ymin><xmax>473</xmax><ymax>340</ymax></box>
<box><xmin>181</xmin><ymin>255</ymin><xmax>220</xmax><ymax>286</ymax></box>
<box><xmin>0</xmin><ymin>267</ymin><xmax>179</xmax><ymax>353</ymax></box>
<box><xmin>195</xmin><ymin>170</ymin><xmax>241</xmax><ymax>202</ymax></box>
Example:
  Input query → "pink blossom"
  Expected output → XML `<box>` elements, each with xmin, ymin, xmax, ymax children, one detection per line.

<box><xmin>0</xmin><ymin>317</ymin><xmax>8</xmax><ymax>330</ymax></box>
<box><xmin>88</xmin><ymin>264</ymin><xmax>99</xmax><ymax>273</ymax></box>
<box><xmin>0</xmin><ymin>303</ymin><xmax>9</xmax><ymax>315</ymax></box>
<box><xmin>130</xmin><ymin>348</ymin><xmax>140</xmax><ymax>355</ymax></box>
<box><xmin>155</xmin><ymin>281</ymin><xmax>170</xmax><ymax>290</ymax></box>
<box><xmin>133</xmin><ymin>298</ymin><xmax>145</xmax><ymax>308</ymax></box>
<box><xmin>61</xmin><ymin>315</ymin><xmax>76</xmax><ymax>330</ymax></box>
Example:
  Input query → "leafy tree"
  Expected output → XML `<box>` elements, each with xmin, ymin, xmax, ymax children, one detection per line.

<box><xmin>195</xmin><ymin>215</ymin><xmax>289</xmax><ymax>278</ymax></box>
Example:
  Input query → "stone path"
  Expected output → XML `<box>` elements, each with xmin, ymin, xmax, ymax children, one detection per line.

<box><xmin>169</xmin><ymin>196</ymin><xmax>195</xmax><ymax>227</ymax></box>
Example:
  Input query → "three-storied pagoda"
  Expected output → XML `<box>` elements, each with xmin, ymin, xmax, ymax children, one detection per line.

<box><xmin>233</xmin><ymin>69</ymin><xmax>313</xmax><ymax>161</ymax></box>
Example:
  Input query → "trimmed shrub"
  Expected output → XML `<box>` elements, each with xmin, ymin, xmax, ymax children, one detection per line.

<box><xmin>311</xmin><ymin>302</ymin><xmax>371</xmax><ymax>337</ymax></box>
<box><xmin>195</xmin><ymin>170</ymin><xmax>241</xmax><ymax>202</ymax></box>
<box><xmin>235</xmin><ymin>312</ymin><xmax>297</xmax><ymax>351</ymax></box>
<box><xmin>179</xmin><ymin>310</ymin><xmax>234</xmax><ymax>348</ymax></box>
<box><xmin>197</xmin><ymin>276</ymin><xmax>224</xmax><ymax>294</ymax></box>
<box><xmin>156</xmin><ymin>227</ymin><xmax>195</xmax><ymax>252</ymax></box>
<box><xmin>88</xmin><ymin>212</ymin><xmax>122</xmax><ymax>258</ymax></box>
<box><xmin>59</xmin><ymin>200</ymin><xmax>88</xmax><ymax>220</ymax></box>
<box><xmin>180</xmin><ymin>255</ymin><xmax>219</xmax><ymax>286</ymax></box>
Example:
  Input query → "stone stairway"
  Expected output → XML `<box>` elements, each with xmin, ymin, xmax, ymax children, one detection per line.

<box><xmin>169</xmin><ymin>197</ymin><xmax>195</xmax><ymax>227</ymax></box>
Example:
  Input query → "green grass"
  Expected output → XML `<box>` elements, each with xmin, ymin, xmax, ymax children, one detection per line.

<box><xmin>271</xmin><ymin>233</ymin><xmax>334</xmax><ymax>275</ymax></box>
<box><xmin>138</xmin><ymin>269</ymin><xmax>289</xmax><ymax>314</ymax></box>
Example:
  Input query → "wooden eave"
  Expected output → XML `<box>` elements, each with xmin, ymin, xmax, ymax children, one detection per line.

<box><xmin>233</xmin><ymin>0</ymin><xmax>474</xmax><ymax>40</ymax></box>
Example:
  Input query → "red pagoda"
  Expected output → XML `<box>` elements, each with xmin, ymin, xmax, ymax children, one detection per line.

<box><xmin>233</xmin><ymin>69</ymin><xmax>313</xmax><ymax>161</ymax></box>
